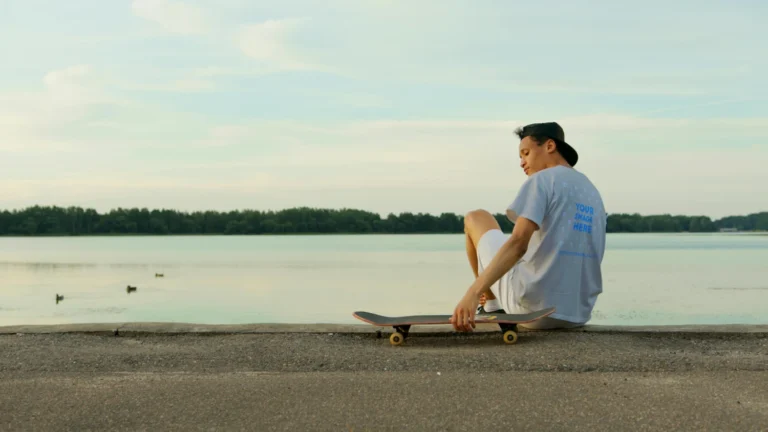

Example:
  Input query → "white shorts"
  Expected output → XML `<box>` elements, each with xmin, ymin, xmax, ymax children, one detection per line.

<box><xmin>475</xmin><ymin>229</ymin><xmax>515</xmax><ymax>312</ymax></box>
<box><xmin>476</xmin><ymin>229</ymin><xmax>581</xmax><ymax>330</ymax></box>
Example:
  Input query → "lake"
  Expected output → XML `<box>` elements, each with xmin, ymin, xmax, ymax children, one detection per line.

<box><xmin>1</xmin><ymin>233</ymin><xmax>767</xmax><ymax>326</ymax></box>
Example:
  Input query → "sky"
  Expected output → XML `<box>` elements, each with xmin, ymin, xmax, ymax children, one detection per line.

<box><xmin>0</xmin><ymin>0</ymin><xmax>766</xmax><ymax>219</ymax></box>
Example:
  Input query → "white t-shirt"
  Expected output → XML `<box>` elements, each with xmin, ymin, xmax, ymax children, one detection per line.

<box><xmin>505</xmin><ymin>165</ymin><xmax>606</xmax><ymax>324</ymax></box>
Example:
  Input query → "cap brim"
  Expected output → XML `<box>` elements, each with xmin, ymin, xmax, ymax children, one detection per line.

<box><xmin>557</xmin><ymin>141</ymin><xmax>578</xmax><ymax>167</ymax></box>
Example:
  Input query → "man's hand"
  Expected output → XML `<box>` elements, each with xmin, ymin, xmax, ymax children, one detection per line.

<box><xmin>449</xmin><ymin>217</ymin><xmax>539</xmax><ymax>332</ymax></box>
<box><xmin>450</xmin><ymin>291</ymin><xmax>480</xmax><ymax>332</ymax></box>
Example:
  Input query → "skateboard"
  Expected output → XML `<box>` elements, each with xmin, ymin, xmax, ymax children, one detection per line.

<box><xmin>353</xmin><ymin>307</ymin><xmax>556</xmax><ymax>345</ymax></box>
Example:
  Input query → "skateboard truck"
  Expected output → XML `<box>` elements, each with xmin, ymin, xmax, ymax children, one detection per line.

<box><xmin>389</xmin><ymin>323</ymin><xmax>518</xmax><ymax>345</ymax></box>
<box><xmin>390</xmin><ymin>325</ymin><xmax>411</xmax><ymax>346</ymax></box>
<box><xmin>498</xmin><ymin>323</ymin><xmax>519</xmax><ymax>344</ymax></box>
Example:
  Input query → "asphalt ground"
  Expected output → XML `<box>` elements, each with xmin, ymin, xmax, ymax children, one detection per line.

<box><xmin>1</xmin><ymin>326</ymin><xmax>767</xmax><ymax>431</ymax></box>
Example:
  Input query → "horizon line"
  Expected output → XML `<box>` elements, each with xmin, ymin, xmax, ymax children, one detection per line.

<box><xmin>2</xmin><ymin>204</ymin><xmax>766</xmax><ymax>221</ymax></box>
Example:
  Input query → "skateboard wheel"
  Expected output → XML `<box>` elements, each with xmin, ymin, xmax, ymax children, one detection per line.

<box><xmin>390</xmin><ymin>332</ymin><xmax>404</xmax><ymax>346</ymax></box>
<box><xmin>503</xmin><ymin>330</ymin><xmax>518</xmax><ymax>344</ymax></box>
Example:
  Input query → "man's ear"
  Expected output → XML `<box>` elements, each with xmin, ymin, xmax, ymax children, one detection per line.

<box><xmin>546</xmin><ymin>139</ymin><xmax>558</xmax><ymax>154</ymax></box>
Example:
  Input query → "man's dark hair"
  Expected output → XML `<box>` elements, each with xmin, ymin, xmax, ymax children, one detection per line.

<box><xmin>513</xmin><ymin>122</ymin><xmax>579</xmax><ymax>166</ymax></box>
<box><xmin>514</xmin><ymin>126</ymin><xmax>553</xmax><ymax>146</ymax></box>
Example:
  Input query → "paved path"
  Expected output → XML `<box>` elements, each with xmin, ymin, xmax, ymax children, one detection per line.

<box><xmin>1</xmin><ymin>327</ymin><xmax>767</xmax><ymax>430</ymax></box>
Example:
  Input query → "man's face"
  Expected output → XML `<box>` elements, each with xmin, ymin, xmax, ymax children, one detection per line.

<box><xmin>519</xmin><ymin>136</ymin><xmax>555</xmax><ymax>176</ymax></box>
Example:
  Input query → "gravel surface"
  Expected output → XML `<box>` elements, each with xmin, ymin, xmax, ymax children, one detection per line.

<box><xmin>0</xmin><ymin>330</ymin><xmax>766</xmax><ymax>431</ymax></box>
<box><xmin>1</xmin><ymin>330</ymin><xmax>766</xmax><ymax>373</ymax></box>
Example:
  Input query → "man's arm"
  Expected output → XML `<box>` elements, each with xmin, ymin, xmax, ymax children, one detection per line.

<box><xmin>451</xmin><ymin>217</ymin><xmax>539</xmax><ymax>331</ymax></box>
<box><xmin>469</xmin><ymin>216</ymin><xmax>538</xmax><ymax>296</ymax></box>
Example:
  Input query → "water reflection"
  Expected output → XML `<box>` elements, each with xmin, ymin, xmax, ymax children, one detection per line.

<box><xmin>0</xmin><ymin>234</ymin><xmax>766</xmax><ymax>326</ymax></box>
<box><xmin>0</xmin><ymin>262</ymin><xmax>164</xmax><ymax>270</ymax></box>
<box><xmin>0</xmin><ymin>260</ymin><xmax>437</xmax><ymax>270</ymax></box>
<box><xmin>708</xmin><ymin>287</ymin><xmax>768</xmax><ymax>291</ymax></box>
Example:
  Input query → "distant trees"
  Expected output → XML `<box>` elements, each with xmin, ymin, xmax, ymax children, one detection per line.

<box><xmin>0</xmin><ymin>205</ymin><xmax>764</xmax><ymax>236</ymax></box>
<box><xmin>715</xmin><ymin>213</ymin><xmax>768</xmax><ymax>232</ymax></box>
<box><xmin>0</xmin><ymin>206</ymin><xmax>473</xmax><ymax>236</ymax></box>
<box><xmin>604</xmin><ymin>213</ymin><xmax>719</xmax><ymax>233</ymax></box>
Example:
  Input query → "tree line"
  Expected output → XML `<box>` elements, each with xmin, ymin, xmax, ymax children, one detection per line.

<box><xmin>0</xmin><ymin>206</ymin><xmax>765</xmax><ymax>236</ymax></box>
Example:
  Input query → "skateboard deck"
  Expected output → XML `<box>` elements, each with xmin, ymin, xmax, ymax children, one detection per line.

<box><xmin>353</xmin><ymin>307</ymin><xmax>556</xmax><ymax>345</ymax></box>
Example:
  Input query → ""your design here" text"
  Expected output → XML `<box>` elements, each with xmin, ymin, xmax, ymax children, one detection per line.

<box><xmin>573</xmin><ymin>203</ymin><xmax>594</xmax><ymax>234</ymax></box>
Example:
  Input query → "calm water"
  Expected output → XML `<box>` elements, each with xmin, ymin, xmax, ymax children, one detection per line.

<box><xmin>1</xmin><ymin>234</ymin><xmax>767</xmax><ymax>326</ymax></box>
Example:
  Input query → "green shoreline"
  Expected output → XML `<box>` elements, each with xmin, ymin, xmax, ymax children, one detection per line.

<box><xmin>2</xmin><ymin>205</ymin><xmax>767</xmax><ymax>236</ymax></box>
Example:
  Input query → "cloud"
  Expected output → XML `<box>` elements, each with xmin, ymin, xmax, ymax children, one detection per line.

<box><xmin>553</xmin><ymin>114</ymin><xmax>768</xmax><ymax>153</ymax></box>
<box><xmin>193</xmin><ymin>67</ymin><xmax>247</xmax><ymax>78</ymax></box>
<box><xmin>41</xmin><ymin>65</ymin><xmax>108</xmax><ymax>108</ymax></box>
<box><xmin>202</xmin><ymin>114</ymin><xmax>768</xmax><ymax>153</ymax></box>
<box><xmin>238</xmin><ymin>18</ymin><xmax>328</xmax><ymax>72</ymax></box>
<box><xmin>0</xmin><ymin>65</ymin><xmax>114</xmax><ymax>152</ymax></box>
<box><xmin>644</xmin><ymin>97</ymin><xmax>761</xmax><ymax>115</ymax></box>
<box><xmin>4</xmin><ymin>109</ymin><xmax>767</xmax><ymax>217</ymax></box>
<box><xmin>131</xmin><ymin>0</ymin><xmax>206</xmax><ymax>35</ymax></box>
<box><xmin>2</xmin><ymin>174</ymin><xmax>275</xmax><ymax>208</ymax></box>
<box><xmin>354</xmin><ymin>120</ymin><xmax>518</xmax><ymax>130</ymax></box>
<box><xmin>170</xmin><ymin>78</ymin><xmax>214</xmax><ymax>92</ymax></box>
<box><xmin>125</xmin><ymin>77</ymin><xmax>216</xmax><ymax>93</ymax></box>
<box><xmin>43</xmin><ymin>65</ymin><xmax>89</xmax><ymax>89</ymax></box>
<box><xmin>191</xmin><ymin>115</ymin><xmax>768</xmax><ymax>192</ymax></box>
<box><xmin>0</xmin><ymin>65</ymin><xmax>211</xmax><ymax>153</ymax></box>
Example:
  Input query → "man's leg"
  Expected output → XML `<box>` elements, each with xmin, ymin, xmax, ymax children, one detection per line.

<box><xmin>466</xmin><ymin>232</ymin><xmax>480</xmax><ymax>279</ymax></box>
<box><xmin>465</xmin><ymin>232</ymin><xmax>491</xmax><ymax>306</ymax></box>
<box><xmin>464</xmin><ymin>209</ymin><xmax>503</xmax><ymax>302</ymax></box>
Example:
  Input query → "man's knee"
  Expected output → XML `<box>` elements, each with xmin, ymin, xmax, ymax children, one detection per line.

<box><xmin>464</xmin><ymin>209</ymin><xmax>500</xmax><ymax>242</ymax></box>
<box><xmin>464</xmin><ymin>209</ymin><xmax>493</xmax><ymax>230</ymax></box>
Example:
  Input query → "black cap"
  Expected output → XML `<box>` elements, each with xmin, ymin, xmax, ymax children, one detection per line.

<box><xmin>516</xmin><ymin>122</ymin><xmax>578</xmax><ymax>167</ymax></box>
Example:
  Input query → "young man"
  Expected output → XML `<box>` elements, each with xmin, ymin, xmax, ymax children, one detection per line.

<box><xmin>450</xmin><ymin>122</ymin><xmax>606</xmax><ymax>332</ymax></box>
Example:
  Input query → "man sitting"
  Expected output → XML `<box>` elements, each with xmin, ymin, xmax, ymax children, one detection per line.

<box><xmin>450</xmin><ymin>122</ymin><xmax>606</xmax><ymax>332</ymax></box>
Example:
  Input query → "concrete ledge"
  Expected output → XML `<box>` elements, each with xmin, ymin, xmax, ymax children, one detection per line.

<box><xmin>575</xmin><ymin>324</ymin><xmax>768</xmax><ymax>333</ymax></box>
<box><xmin>1</xmin><ymin>322</ymin><xmax>767</xmax><ymax>335</ymax></box>
<box><xmin>0</xmin><ymin>323</ymin><xmax>127</xmax><ymax>335</ymax></box>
